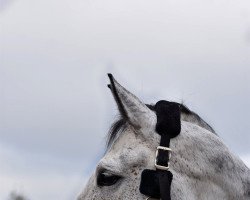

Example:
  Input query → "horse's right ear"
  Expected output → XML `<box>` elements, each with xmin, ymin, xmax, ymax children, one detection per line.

<box><xmin>107</xmin><ymin>73</ymin><xmax>156</xmax><ymax>130</ymax></box>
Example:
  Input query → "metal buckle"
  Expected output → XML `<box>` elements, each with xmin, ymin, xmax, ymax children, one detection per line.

<box><xmin>154</xmin><ymin>146</ymin><xmax>172</xmax><ymax>171</ymax></box>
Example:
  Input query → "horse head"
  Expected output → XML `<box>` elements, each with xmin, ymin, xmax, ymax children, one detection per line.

<box><xmin>78</xmin><ymin>74</ymin><xmax>250</xmax><ymax>200</ymax></box>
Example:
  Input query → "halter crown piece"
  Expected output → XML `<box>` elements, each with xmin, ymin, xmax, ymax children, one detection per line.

<box><xmin>140</xmin><ymin>100</ymin><xmax>181</xmax><ymax>200</ymax></box>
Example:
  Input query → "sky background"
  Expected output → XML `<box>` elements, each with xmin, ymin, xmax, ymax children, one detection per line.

<box><xmin>0</xmin><ymin>0</ymin><xmax>250</xmax><ymax>199</ymax></box>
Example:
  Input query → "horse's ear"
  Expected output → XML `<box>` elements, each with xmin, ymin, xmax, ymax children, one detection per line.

<box><xmin>107</xmin><ymin>73</ymin><xmax>156</xmax><ymax>129</ymax></box>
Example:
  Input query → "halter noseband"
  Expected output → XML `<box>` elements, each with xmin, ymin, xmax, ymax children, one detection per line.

<box><xmin>140</xmin><ymin>100</ymin><xmax>181</xmax><ymax>200</ymax></box>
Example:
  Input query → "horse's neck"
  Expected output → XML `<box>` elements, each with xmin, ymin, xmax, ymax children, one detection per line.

<box><xmin>204</xmin><ymin>152</ymin><xmax>250</xmax><ymax>199</ymax></box>
<box><xmin>170</xmin><ymin>122</ymin><xmax>250</xmax><ymax>199</ymax></box>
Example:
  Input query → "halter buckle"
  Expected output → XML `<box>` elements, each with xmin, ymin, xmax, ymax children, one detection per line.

<box><xmin>154</xmin><ymin>146</ymin><xmax>172</xmax><ymax>171</ymax></box>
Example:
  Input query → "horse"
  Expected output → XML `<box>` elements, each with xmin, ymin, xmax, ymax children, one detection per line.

<box><xmin>78</xmin><ymin>74</ymin><xmax>250</xmax><ymax>200</ymax></box>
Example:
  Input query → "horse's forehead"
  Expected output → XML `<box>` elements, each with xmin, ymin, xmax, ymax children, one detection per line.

<box><xmin>103</xmin><ymin>128</ymin><xmax>152</xmax><ymax>167</ymax></box>
<box><xmin>113</xmin><ymin>128</ymin><xmax>142</xmax><ymax>149</ymax></box>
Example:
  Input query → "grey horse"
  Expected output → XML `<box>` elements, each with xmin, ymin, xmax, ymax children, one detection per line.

<box><xmin>78</xmin><ymin>74</ymin><xmax>250</xmax><ymax>200</ymax></box>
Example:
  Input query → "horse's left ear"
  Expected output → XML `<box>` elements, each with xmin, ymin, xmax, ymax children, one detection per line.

<box><xmin>107</xmin><ymin>73</ymin><xmax>156</xmax><ymax>130</ymax></box>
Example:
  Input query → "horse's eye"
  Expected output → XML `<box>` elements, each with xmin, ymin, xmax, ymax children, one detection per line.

<box><xmin>97</xmin><ymin>171</ymin><xmax>121</xmax><ymax>187</ymax></box>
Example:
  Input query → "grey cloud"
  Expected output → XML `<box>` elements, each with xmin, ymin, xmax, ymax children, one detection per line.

<box><xmin>0</xmin><ymin>0</ymin><xmax>250</xmax><ymax>199</ymax></box>
<box><xmin>0</xmin><ymin>0</ymin><xmax>13</xmax><ymax>11</ymax></box>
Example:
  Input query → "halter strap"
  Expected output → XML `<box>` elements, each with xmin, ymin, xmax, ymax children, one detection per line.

<box><xmin>140</xmin><ymin>100</ymin><xmax>181</xmax><ymax>200</ymax></box>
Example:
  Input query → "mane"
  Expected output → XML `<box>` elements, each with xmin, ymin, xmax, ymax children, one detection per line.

<box><xmin>107</xmin><ymin>103</ymin><xmax>215</xmax><ymax>148</ymax></box>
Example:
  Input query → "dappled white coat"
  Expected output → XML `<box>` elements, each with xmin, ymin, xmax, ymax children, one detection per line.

<box><xmin>78</xmin><ymin>75</ymin><xmax>250</xmax><ymax>200</ymax></box>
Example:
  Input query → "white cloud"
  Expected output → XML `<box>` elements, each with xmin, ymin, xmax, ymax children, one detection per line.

<box><xmin>0</xmin><ymin>171</ymin><xmax>86</xmax><ymax>200</ymax></box>
<box><xmin>0</xmin><ymin>143</ymin><xmax>88</xmax><ymax>200</ymax></box>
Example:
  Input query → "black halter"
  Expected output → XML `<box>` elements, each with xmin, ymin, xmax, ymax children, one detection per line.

<box><xmin>140</xmin><ymin>100</ymin><xmax>181</xmax><ymax>200</ymax></box>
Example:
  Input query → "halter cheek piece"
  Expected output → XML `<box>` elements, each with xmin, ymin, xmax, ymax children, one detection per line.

<box><xmin>139</xmin><ymin>100</ymin><xmax>181</xmax><ymax>200</ymax></box>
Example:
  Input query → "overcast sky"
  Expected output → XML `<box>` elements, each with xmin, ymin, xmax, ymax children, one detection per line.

<box><xmin>0</xmin><ymin>0</ymin><xmax>250</xmax><ymax>199</ymax></box>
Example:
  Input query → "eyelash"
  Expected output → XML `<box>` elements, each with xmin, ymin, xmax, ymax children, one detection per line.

<box><xmin>97</xmin><ymin>170</ymin><xmax>122</xmax><ymax>187</ymax></box>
